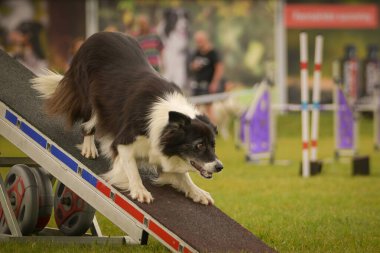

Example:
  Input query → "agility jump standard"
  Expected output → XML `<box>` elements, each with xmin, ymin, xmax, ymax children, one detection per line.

<box><xmin>299</xmin><ymin>32</ymin><xmax>311</xmax><ymax>177</ymax></box>
<box><xmin>310</xmin><ymin>35</ymin><xmax>323</xmax><ymax>164</ymax></box>
<box><xmin>0</xmin><ymin>50</ymin><xmax>275</xmax><ymax>252</ymax></box>
<box><xmin>299</xmin><ymin>33</ymin><xmax>325</xmax><ymax>177</ymax></box>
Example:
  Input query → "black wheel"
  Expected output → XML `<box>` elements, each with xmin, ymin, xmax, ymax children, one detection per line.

<box><xmin>29</xmin><ymin>167</ymin><xmax>53</xmax><ymax>232</ymax></box>
<box><xmin>0</xmin><ymin>164</ymin><xmax>39</xmax><ymax>235</ymax></box>
<box><xmin>54</xmin><ymin>182</ymin><xmax>95</xmax><ymax>236</ymax></box>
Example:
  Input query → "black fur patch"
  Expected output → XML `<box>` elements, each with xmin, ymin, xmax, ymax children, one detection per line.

<box><xmin>169</xmin><ymin>111</ymin><xmax>191</xmax><ymax>127</ymax></box>
<box><xmin>160</xmin><ymin>113</ymin><xmax>216</xmax><ymax>163</ymax></box>
<box><xmin>196</xmin><ymin>114</ymin><xmax>218</xmax><ymax>135</ymax></box>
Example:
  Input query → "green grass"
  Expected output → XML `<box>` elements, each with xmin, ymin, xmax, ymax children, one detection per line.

<box><xmin>0</xmin><ymin>112</ymin><xmax>379</xmax><ymax>252</ymax></box>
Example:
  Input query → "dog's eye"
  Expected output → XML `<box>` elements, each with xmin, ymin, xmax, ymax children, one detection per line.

<box><xmin>196</xmin><ymin>143</ymin><xmax>204</xmax><ymax>150</ymax></box>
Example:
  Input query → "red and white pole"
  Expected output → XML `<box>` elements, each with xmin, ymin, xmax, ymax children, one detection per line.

<box><xmin>300</xmin><ymin>32</ymin><xmax>310</xmax><ymax>177</ymax></box>
<box><xmin>310</xmin><ymin>35</ymin><xmax>324</xmax><ymax>162</ymax></box>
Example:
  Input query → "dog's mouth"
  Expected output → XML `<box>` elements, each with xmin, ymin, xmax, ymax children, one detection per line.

<box><xmin>190</xmin><ymin>160</ymin><xmax>213</xmax><ymax>179</ymax></box>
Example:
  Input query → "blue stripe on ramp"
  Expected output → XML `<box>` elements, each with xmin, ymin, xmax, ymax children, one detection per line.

<box><xmin>50</xmin><ymin>145</ymin><xmax>78</xmax><ymax>172</ymax></box>
<box><xmin>81</xmin><ymin>169</ymin><xmax>98</xmax><ymax>187</ymax></box>
<box><xmin>5</xmin><ymin>110</ymin><xmax>17</xmax><ymax>125</ymax></box>
<box><xmin>20</xmin><ymin>122</ymin><xmax>47</xmax><ymax>148</ymax></box>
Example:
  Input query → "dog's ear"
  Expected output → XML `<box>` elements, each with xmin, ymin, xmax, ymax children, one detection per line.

<box><xmin>196</xmin><ymin>114</ymin><xmax>218</xmax><ymax>134</ymax></box>
<box><xmin>168</xmin><ymin>111</ymin><xmax>191</xmax><ymax>128</ymax></box>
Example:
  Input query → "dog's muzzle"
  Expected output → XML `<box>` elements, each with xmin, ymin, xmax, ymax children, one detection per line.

<box><xmin>190</xmin><ymin>159</ymin><xmax>223</xmax><ymax>179</ymax></box>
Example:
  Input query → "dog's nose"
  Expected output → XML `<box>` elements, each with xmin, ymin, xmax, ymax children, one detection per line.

<box><xmin>215</xmin><ymin>161</ymin><xmax>223</xmax><ymax>172</ymax></box>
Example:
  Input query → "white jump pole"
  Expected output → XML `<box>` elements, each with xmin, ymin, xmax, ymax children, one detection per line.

<box><xmin>310</xmin><ymin>35</ymin><xmax>324</xmax><ymax>162</ymax></box>
<box><xmin>300</xmin><ymin>32</ymin><xmax>310</xmax><ymax>177</ymax></box>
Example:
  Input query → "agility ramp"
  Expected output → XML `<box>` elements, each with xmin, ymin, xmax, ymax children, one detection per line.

<box><xmin>0</xmin><ymin>50</ymin><xmax>275</xmax><ymax>253</ymax></box>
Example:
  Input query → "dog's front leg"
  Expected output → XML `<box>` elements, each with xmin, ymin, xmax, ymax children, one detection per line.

<box><xmin>79</xmin><ymin>115</ymin><xmax>99</xmax><ymax>159</ymax></box>
<box><xmin>154</xmin><ymin>172</ymin><xmax>214</xmax><ymax>205</ymax></box>
<box><xmin>117</xmin><ymin>145</ymin><xmax>153</xmax><ymax>203</ymax></box>
<box><xmin>80</xmin><ymin>135</ymin><xmax>99</xmax><ymax>159</ymax></box>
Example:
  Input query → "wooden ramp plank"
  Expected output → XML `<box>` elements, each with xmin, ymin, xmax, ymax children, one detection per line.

<box><xmin>0</xmin><ymin>49</ymin><xmax>276</xmax><ymax>253</ymax></box>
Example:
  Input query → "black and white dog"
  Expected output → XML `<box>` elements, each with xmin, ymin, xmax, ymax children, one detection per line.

<box><xmin>31</xmin><ymin>32</ymin><xmax>223</xmax><ymax>205</ymax></box>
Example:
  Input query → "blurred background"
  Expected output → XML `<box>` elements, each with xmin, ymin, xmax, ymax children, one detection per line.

<box><xmin>0</xmin><ymin>2</ymin><xmax>379</xmax><ymax>252</ymax></box>
<box><xmin>0</xmin><ymin>0</ymin><xmax>379</xmax><ymax>102</ymax></box>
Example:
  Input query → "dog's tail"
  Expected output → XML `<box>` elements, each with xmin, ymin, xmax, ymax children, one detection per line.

<box><xmin>31</xmin><ymin>66</ymin><xmax>91</xmax><ymax>127</ymax></box>
<box><xmin>31</xmin><ymin>69</ymin><xmax>63</xmax><ymax>99</ymax></box>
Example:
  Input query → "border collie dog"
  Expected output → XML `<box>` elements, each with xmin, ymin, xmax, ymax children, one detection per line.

<box><xmin>31</xmin><ymin>32</ymin><xmax>223</xmax><ymax>205</ymax></box>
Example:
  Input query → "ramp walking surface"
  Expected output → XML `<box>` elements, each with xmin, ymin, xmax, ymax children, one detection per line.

<box><xmin>0</xmin><ymin>50</ymin><xmax>276</xmax><ymax>253</ymax></box>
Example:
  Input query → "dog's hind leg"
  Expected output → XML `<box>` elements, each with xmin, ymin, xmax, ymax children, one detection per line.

<box><xmin>78</xmin><ymin>114</ymin><xmax>99</xmax><ymax>159</ymax></box>
<box><xmin>116</xmin><ymin>145</ymin><xmax>153</xmax><ymax>203</ymax></box>
<box><xmin>154</xmin><ymin>172</ymin><xmax>214</xmax><ymax>205</ymax></box>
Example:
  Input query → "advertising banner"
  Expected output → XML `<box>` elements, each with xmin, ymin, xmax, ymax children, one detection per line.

<box><xmin>286</xmin><ymin>4</ymin><xmax>378</xmax><ymax>29</ymax></box>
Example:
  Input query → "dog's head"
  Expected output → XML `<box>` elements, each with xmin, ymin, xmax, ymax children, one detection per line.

<box><xmin>160</xmin><ymin>111</ymin><xmax>223</xmax><ymax>178</ymax></box>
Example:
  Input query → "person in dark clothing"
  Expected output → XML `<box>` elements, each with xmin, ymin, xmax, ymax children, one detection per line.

<box><xmin>190</xmin><ymin>31</ymin><xmax>224</xmax><ymax>120</ymax></box>
<box><xmin>190</xmin><ymin>31</ymin><xmax>224</xmax><ymax>95</ymax></box>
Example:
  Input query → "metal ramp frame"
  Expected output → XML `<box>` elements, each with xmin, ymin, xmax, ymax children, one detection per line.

<box><xmin>0</xmin><ymin>104</ymin><xmax>152</xmax><ymax>247</ymax></box>
<box><xmin>0</xmin><ymin>49</ymin><xmax>275</xmax><ymax>253</ymax></box>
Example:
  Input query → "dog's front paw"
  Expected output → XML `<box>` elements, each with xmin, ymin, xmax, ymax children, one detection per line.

<box><xmin>130</xmin><ymin>185</ymin><xmax>153</xmax><ymax>204</ymax></box>
<box><xmin>80</xmin><ymin>136</ymin><xmax>99</xmax><ymax>159</ymax></box>
<box><xmin>188</xmin><ymin>187</ymin><xmax>214</xmax><ymax>205</ymax></box>
<box><xmin>81</xmin><ymin>145</ymin><xmax>99</xmax><ymax>159</ymax></box>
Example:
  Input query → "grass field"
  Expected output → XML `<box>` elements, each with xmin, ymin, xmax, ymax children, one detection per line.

<box><xmin>0</xmin><ymin>112</ymin><xmax>379</xmax><ymax>253</ymax></box>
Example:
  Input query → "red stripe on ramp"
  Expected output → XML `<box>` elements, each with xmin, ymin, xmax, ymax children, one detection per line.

<box><xmin>114</xmin><ymin>194</ymin><xmax>144</xmax><ymax>223</ymax></box>
<box><xmin>149</xmin><ymin>220</ymin><xmax>179</xmax><ymax>251</ymax></box>
<box><xmin>311</xmin><ymin>140</ymin><xmax>318</xmax><ymax>147</ymax></box>
<box><xmin>302</xmin><ymin>142</ymin><xmax>309</xmax><ymax>149</ymax></box>
<box><xmin>184</xmin><ymin>247</ymin><xmax>194</xmax><ymax>253</ymax></box>
<box><xmin>96</xmin><ymin>181</ymin><xmax>111</xmax><ymax>197</ymax></box>
<box><xmin>314</xmin><ymin>64</ymin><xmax>321</xmax><ymax>71</ymax></box>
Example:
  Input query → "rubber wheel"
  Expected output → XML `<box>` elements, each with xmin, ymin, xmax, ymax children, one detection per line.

<box><xmin>0</xmin><ymin>164</ymin><xmax>39</xmax><ymax>235</ymax></box>
<box><xmin>54</xmin><ymin>182</ymin><xmax>95</xmax><ymax>236</ymax></box>
<box><xmin>29</xmin><ymin>167</ymin><xmax>53</xmax><ymax>232</ymax></box>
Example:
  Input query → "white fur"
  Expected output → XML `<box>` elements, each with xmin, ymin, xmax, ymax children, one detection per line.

<box><xmin>159</xmin><ymin>155</ymin><xmax>192</xmax><ymax>174</ymax></box>
<box><xmin>98</xmin><ymin>134</ymin><xmax>114</xmax><ymax>159</ymax></box>
<box><xmin>77</xmin><ymin>135</ymin><xmax>98</xmax><ymax>159</ymax></box>
<box><xmin>154</xmin><ymin>172</ymin><xmax>214</xmax><ymax>205</ymax></box>
<box><xmin>102</xmin><ymin>155</ymin><xmax>129</xmax><ymax>190</ymax></box>
<box><xmin>102</xmin><ymin>142</ymin><xmax>153</xmax><ymax>203</ymax></box>
<box><xmin>79</xmin><ymin>114</ymin><xmax>99</xmax><ymax>159</ymax></box>
<box><xmin>30</xmin><ymin>69</ymin><xmax>63</xmax><ymax>99</ymax></box>
<box><xmin>204</xmin><ymin>160</ymin><xmax>222</xmax><ymax>173</ymax></box>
